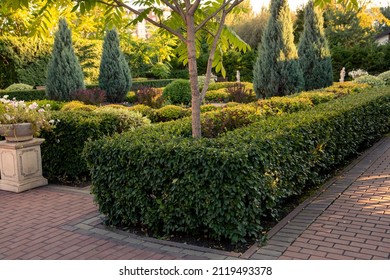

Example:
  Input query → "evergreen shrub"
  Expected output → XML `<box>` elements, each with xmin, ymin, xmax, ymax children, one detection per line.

<box><xmin>162</xmin><ymin>79</ymin><xmax>192</xmax><ymax>105</ymax></box>
<box><xmin>378</xmin><ymin>70</ymin><xmax>390</xmax><ymax>85</ymax></box>
<box><xmin>60</xmin><ymin>101</ymin><xmax>98</xmax><ymax>112</ymax></box>
<box><xmin>0</xmin><ymin>89</ymin><xmax>46</xmax><ymax>101</ymax></box>
<box><xmin>154</xmin><ymin>105</ymin><xmax>191</xmax><ymax>122</ymax></box>
<box><xmin>128</xmin><ymin>104</ymin><xmax>156</xmax><ymax>121</ymax></box>
<box><xmin>5</xmin><ymin>83</ymin><xmax>33</xmax><ymax>91</ymax></box>
<box><xmin>205</xmin><ymin>90</ymin><xmax>230</xmax><ymax>103</ymax></box>
<box><xmin>253</xmin><ymin>0</ymin><xmax>304</xmax><ymax>98</ymax></box>
<box><xmin>298</xmin><ymin>1</ymin><xmax>333</xmax><ymax>90</ymax></box>
<box><xmin>99</xmin><ymin>29</ymin><xmax>131</xmax><ymax>103</ymax></box>
<box><xmin>46</xmin><ymin>19</ymin><xmax>85</xmax><ymax>101</ymax></box>
<box><xmin>354</xmin><ymin>75</ymin><xmax>386</xmax><ymax>87</ymax></box>
<box><xmin>39</xmin><ymin>109</ymin><xmax>150</xmax><ymax>183</ymax></box>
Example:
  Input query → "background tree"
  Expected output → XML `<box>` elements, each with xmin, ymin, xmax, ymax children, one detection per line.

<box><xmin>253</xmin><ymin>0</ymin><xmax>304</xmax><ymax>98</ymax></box>
<box><xmin>46</xmin><ymin>18</ymin><xmax>85</xmax><ymax>101</ymax></box>
<box><xmin>230</xmin><ymin>6</ymin><xmax>270</xmax><ymax>49</ymax></box>
<box><xmin>99</xmin><ymin>29</ymin><xmax>131</xmax><ymax>102</ymax></box>
<box><xmin>324</xmin><ymin>0</ymin><xmax>390</xmax><ymax>78</ymax></box>
<box><xmin>298</xmin><ymin>1</ymin><xmax>333</xmax><ymax>90</ymax></box>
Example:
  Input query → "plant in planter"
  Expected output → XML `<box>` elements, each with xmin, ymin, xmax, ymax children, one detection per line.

<box><xmin>0</xmin><ymin>95</ymin><xmax>53</xmax><ymax>142</ymax></box>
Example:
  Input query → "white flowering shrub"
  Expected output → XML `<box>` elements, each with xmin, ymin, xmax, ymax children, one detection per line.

<box><xmin>348</xmin><ymin>69</ymin><xmax>368</xmax><ymax>79</ymax></box>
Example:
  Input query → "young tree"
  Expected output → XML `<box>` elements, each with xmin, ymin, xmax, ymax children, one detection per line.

<box><xmin>99</xmin><ymin>29</ymin><xmax>131</xmax><ymax>102</ymax></box>
<box><xmin>298</xmin><ymin>1</ymin><xmax>333</xmax><ymax>90</ymax></box>
<box><xmin>253</xmin><ymin>0</ymin><xmax>304</xmax><ymax>98</ymax></box>
<box><xmin>46</xmin><ymin>18</ymin><xmax>85</xmax><ymax>101</ymax></box>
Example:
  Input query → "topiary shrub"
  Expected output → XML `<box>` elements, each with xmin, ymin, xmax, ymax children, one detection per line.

<box><xmin>201</xmin><ymin>105</ymin><xmax>260</xmax><ymax>138</ymax></box>
<box><xmin>83</xmin><ymin>87</ymin><xmax>390</xmax><ymax>244</ymax></box>
<box><xmin>60</xmin><ymin>101</ymin><xmax>97</xmax><ymax>112</ymax></box>
<box><xmin>378</xmin><ymin>70</ymin><xmax>390</xmax><ymax>85</ymax></box>
<box><xmin>200</xmin><ymin>104</ymin><xmax>220</xmax><ymax>113</ymax></box>
<box><xmin>5</xmin><ymin>83</ymin><xmax>33</xmax><ymax>91</ymax></box>
<box><xmin>354</xmin><ymin>75</ymin><xmax>385</xmax><ymax>87</ymax></box>
<box><xmin>128</xmin><ymin>104</ymin><xmax>156</xmax><ymax>121</ymax></box>
<box><xmin>298</xmin><ymin>91</ymin><xmax>336</xmax><ymax>105</ymax></box>
<box><xmin>162</xmin><ymin>79</ymin><xmax>191</xmax><ymax>105</ymax></box>
<box><xmin>154</xmin><ymin>105</ymin><xmax>191</xmax><ymax>122</ymax></box>
<box><xmin>40</xmin><ymin>110</ymin><xmax>149</xmax><ymax>183</ymax></box>
<box><xmin>257</xmin><ymin>96</ymin><xmax>313</xmax><ymax>115</ymax></box>
<box><xmin>205</xmin><ymin>89</ymin><xmax>230</xmax><ymax>103</ymax></box>
<box><xmin>94</xmin><ymin>107</ymin><xmax>151</xmax><ymax>132</ymax></box>
<box><xmin>0</xmin><ymin>89</ymin><xmax>46</xmax><ymax>101</ymax></box>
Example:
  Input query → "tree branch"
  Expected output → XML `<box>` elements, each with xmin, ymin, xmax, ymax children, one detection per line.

<box><xmin>195</xmin><ymin>0</ymin><xmax>243</xmax><ymax>32</ymax></box>
<box><xmin>110</xmin><ymin>0</ymin><xmax>186</xmax><ymax>42</ymax></box>
<box><xmin>188</xmin><ymin>0</ymin><xmax>201</xmax><ymax>15</ymax></box>
<box><xmin>200</xmin><ymin>9</ymin><xmax>228</xmax><ymax>100</ymax></box>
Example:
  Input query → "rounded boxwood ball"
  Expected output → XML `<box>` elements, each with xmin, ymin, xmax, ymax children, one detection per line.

<box><xmin>162</xmin><ymin>79</ymin><xmax>192</xmax><ymax>105</ymax></box>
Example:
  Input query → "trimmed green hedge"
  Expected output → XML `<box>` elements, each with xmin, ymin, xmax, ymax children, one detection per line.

<box><xmin>0</xmin><ymin>89</ymin><xmax>46</xmax><ymax>101</ymax></box>
<box><xmin>39</xmin><ymin>110</ymin><xmax>150</xmax><ymax>183</ymax></box>
<box><xmin>83</xmin><ymin>87</ymin><xmax>390</xmax><ymax>243</ymax></box>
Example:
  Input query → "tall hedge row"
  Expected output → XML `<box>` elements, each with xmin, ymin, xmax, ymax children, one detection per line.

<box><xmin>39</xmin><ymin>110</ymin><xmax>150</xmax><ymax>183</ymax></box>
<box><xmin>83</xmin><ymin>87</ymin><xmax>390</xmax><ymax>243</ymax></box>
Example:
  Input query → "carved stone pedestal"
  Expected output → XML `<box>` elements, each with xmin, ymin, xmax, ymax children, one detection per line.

<box><xmin>0</xmin><ymin>138</ymin><xmax>48</xmax><ymax>193</ymax></box>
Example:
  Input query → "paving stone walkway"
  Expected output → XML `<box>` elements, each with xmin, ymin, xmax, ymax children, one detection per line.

<box><xmin>0</xmin><ymin>136</ymin><xmax>389</xmax><ymax>260</ymax></box>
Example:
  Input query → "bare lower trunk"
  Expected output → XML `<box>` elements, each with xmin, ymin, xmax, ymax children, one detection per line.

<box><xmin>186</xmin><ymin>15</ymin><xmax>201</xmax><ymax>139</ymax></box>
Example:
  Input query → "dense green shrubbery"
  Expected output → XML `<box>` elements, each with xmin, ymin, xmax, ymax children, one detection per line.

<box><xmin>39</xmin><ymin>110</ymin><xmax>150</xmax><ymax>183</ymax></box>
<box><xmin>201</xmin><ymin>105</ymin><xmax>260</xmax><ymax>138</ymax></box>
<box><xmin>131</xmin><ymin>79</ymin><xmax>175</xmax><ymax>91</ymax></box>
<box><xmin>60</xmin><ymin>101</ymin><xmax>98</xmax><ymax>112</ymax></box>
<box><xmin>162</xmin><ymin>79</ymin><xmax>192</xmax><ymax>105</ymax></box>
<box><xmin>128</xmin><ymin>104</ymin><xmax>156</xmax><ymax>121</ymax></box>
<box><xmin>27</xmin><ymin>99</ymin><xmax>65</xmax><ymax>111</ymax></box>
<box><xmin>154</xmin><ymin>105</ymin><xmax>190</xmax><ymax>122</ymax></box>
<box><xmin>205</xmin><ymin>89</ymin><xmax>230</xmax><ymax>103</ymax></box>
<box><xmin>354</xmin><ymin>75</ymin><xmax>385</xmax><ymax>87</ymax></box>
<box><xmin>83</xmin><ymin>87</ymin><xmax>390</xmax><ymax>244</ymax></box>
<box><xmin>0</xmin><ymin>89</ymin><xmax>46</xmax><ymax>101</ymax></box>
<box><xmin>208</xmin><ymin>82</ymin><xmax>253</xmax><ymax>91</ymax></box>
<box><xmin>377</xmin><ymin>70</ymin><xmax>390</xmax><ymax>85</ymax></box>
<box><xmin>5</xmin><ymin>83</ymin><xmax>33</xmax><ymax>91</ymax></box>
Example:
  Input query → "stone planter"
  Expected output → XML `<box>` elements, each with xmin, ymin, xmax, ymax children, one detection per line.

<box><xmin>0</xmin><ymin>123</ymin><xmax>34</xmax><ymax>142</ymax></box>
<box><xmin>0</xmin><ymin>138</ymin><xmax>48</xmax><ymax>193</ymax></box>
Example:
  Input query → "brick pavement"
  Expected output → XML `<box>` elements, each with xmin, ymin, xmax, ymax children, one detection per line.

<box><xmin>0</xmin><ymin>136</ymin><xmax>389</xmax><ymax>260</ymax></box>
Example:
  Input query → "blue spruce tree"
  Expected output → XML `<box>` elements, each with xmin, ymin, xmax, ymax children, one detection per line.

<box><xmin>298</xmin><ymin>1</ymin><xmax>333</xmax><ymax>90</ymax></box>
<box><xmin>99</xmin><ymin>29</ymin><xmax>132</xmax><ymax>103</ymax></box>
<box><xmin>253</xmin><ymin>0</ymin><xmax>304</xmax><ymax>98</ymax></box>
<box><xmin>46</xmin><ymin>18</ymin><xmax>85</xmax><ymax>101</ymax></box>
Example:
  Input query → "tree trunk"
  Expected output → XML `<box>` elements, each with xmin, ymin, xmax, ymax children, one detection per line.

<box><xmin>186</xmin><ymin>14</ymin><xmax>202</xmax><ymax>139</ymax></box>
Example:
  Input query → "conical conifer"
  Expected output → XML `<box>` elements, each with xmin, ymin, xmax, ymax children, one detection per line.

<box><xmin>99</xmin><ymin>29</ymin><xmax>132</xmax><ymax>103</ymax></box>
<box><xmin>46</xmin><ymin>18</ymin><xmax>85</xmax><ymax>101</ymax></box>
<box><xmin>253</xmin><ymin>0</ymin><xmax>304</xmax><ymax>98</ymax></box>
<box><xmin>298</xmin><ymin>1</ymin><xmax>333</xmax><ymax>90</ymax></box>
